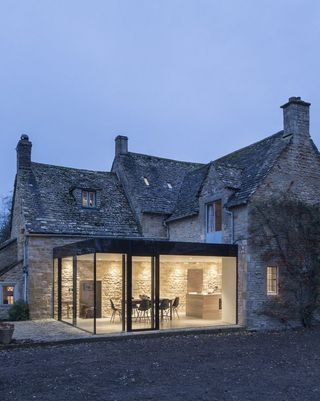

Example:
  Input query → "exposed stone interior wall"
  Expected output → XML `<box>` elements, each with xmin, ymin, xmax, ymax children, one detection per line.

<box><xmin>59</xmin><ymin>257</ymin><xmax>223</xmax><ymax>319</ymax></box>
<box><xmin>246</xmin><ymin>138</ymin><xmax>320</xmax><ymax>329</ymax></box>
<box><xmin>159</xmin><ymin>260</ymin><xmax>222</xmax><ymax>312</ymax></box>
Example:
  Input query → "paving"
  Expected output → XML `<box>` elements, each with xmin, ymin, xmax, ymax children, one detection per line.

<box><xmin>1</xmin><ymin>326</ymin><xmax>320</xmax><ymax>401</ymax></box>
<box><xmin>11</xmin><ymin>319</ymin><xmax>90</xmax><ymax>343</ymax></box>
<box><xmin>8</xmin><ymin>319</ymin><xmax>242</xmax><ymax>345</ymax></box>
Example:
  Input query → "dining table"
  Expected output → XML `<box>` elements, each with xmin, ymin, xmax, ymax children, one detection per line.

<box><xmin>131</xmin><ymin>298</ymin><xmax>173</xmax><ymax>320</ymax></box>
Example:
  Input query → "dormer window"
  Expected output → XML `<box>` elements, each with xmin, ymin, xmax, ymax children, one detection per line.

<box><xmin>143</xmin><ymin>177</ymin><xmax>150</xmax><ymax>186</ymax></box>
<box><xmin>82</xmin><ymin>190</ymin><xmax>96</xmax><ymax>208</ymax></box>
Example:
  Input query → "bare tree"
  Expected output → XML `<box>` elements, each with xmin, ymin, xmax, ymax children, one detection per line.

<box><xmin>0</xmin><ymin>194</ymin><xmax>12</xmax><ymax>244</ymax></box>
<box><xmin>249</xmin><ymin>194</ymin><xmax>320</xmax><ymax>328</ymax></box>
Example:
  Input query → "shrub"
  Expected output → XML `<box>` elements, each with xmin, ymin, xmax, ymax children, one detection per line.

<box><xmin>8</xmin><ymin>299</ymin><xmax>29</xmax><ymax>321</ymax></box>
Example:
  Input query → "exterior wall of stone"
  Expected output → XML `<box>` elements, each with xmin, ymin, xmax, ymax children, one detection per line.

<box><xmin>168</xmin><ymin>215</ymin><xmax>202</xmax><ymax>242</ymax></box>
<box><xmin>27</xmin><ymin>236</ymin><xmax>88</xmax><ymax>319</ymax></box>
<box><xmin>141</xmin><ymin>213</ymin><xmax>168</xmax><ymax>239</ymax></box>
<box><xmin>0</xmin><ymin>262</ymin><xmax>24</xmax><ymax>320</ymax></box>
<box><xmin>167</xmin><ymin>166</ymin><xmax>248</xmax><ymax>327</ymax></box>
<box><xmin>245</xmin><ymin>137</ymin><xmax>320</xmax><ymax>329</ymax></box>
<box><xmin>10</xmin><ymin>176</ymin><xmax>26</xmax><ymax>262</ymax></box>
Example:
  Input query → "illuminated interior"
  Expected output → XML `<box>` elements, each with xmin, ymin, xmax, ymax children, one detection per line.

<box><xmin>53</xmin><ymin>239</ymin><xmax>237</xmax><ymax>334</ymax></box>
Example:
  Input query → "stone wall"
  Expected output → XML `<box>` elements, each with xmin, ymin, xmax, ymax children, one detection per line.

<box><xmin>159</xmin><ymin>259</ymin><xmax>222</xmax><ymax>312</ymax></box>
<box><xmin>0</xmin><ymin>261</ymin><xmax>24</xmax><ymax>320</ymax></box>
<box><xmin>167</xmin><ymin>164</ymin><xmax>248</xmax><ymax>327</ymax></box>
<box><xmin>246</xmin><ymin>137</ymin><xmax>320</xmax><ymax>329</ymax></box>
<box><xmin>28</xmin><ymin>236</ymin><xmax>88</xmax><ymax>319</ymax></box>
<box><xmin>141</xmin><ymin>213</ymin><xmax>168</xmax><ymax>238</ymax></box>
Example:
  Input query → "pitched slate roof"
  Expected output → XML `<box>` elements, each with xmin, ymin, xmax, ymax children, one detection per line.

<box><xmin>115</xmin><ymin>152</ymin><xmax>204</xmax><ymax>214</ymax></box>
<box><xmin>218</xmin><ymin>130</ymin><xmax>291</xmax><ymax>207</ymax></box>
<box><xmin>167</xmin><ymin>130</ymin><xmax>291</xmax><ymax>221</ymax></box>
<box><xmin>18</xmin><ymin>162</ymin><xmax>141</xmax><ymax>236</ymax></box>
<box><xmin>166</xmin><ymin>164</ymin><xmax>210</xmax><ymax>221</ymax></box>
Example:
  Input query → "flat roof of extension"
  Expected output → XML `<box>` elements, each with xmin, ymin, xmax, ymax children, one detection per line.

<box><xmin>53</xmin><ymin>237</ymin><xmax>238</xmax><ymax>259</ymax></box>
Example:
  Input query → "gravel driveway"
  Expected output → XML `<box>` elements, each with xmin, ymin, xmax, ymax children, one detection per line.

<box><xmin>1</xmin><ymin>328</ymin><xmax>320</xmax><ymax>401</ymax></box>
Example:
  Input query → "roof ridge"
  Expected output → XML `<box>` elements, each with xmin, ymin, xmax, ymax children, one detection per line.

<box><xmin>31</xmin><ymin>162</ymin><xmax>115</xmax><ymax>175</ymax></box>
<box><xmin>126</xmin><ymin>151</ymin><xmax>204</xmax><ymax>166</ymax></box>
<box><xmin>214</xmin><ymin>130</ymin><xmax>284</xmax><ymax>164</ymax></box>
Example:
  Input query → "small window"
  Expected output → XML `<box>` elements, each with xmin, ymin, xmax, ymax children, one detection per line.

<box><xmin>82</xmin><ymin>190</ymin><xmax>96</xmax><ymax>208</ymax></box>
<box><xmin>267</xmin><ymin>266</ymin><xmax>278</xmax><ymax>295</ymax></box>
<box><xmin>206</xmin><ymin>200</ymin><xmax>222</xmax><ymax>232</ymax></box>
<box><xmin>2</xmin><ymin>285</ymin><xmax>15</xmax><ymax>305</ymax></box>
<box><xmin>143</xmin><ymin>177</ymin><xmax>150</xmax><ymax>186</ymax></box>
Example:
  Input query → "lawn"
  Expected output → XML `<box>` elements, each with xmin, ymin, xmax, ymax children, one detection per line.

<box><xmin>1</xmin><ymin>328</ymin><xmax>320</xmax><ymax>401</ymax></box>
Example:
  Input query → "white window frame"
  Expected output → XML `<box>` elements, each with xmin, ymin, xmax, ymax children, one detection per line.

<box><xmin>267</xmin><ymin>266</ymin><xmax>278</xmax><ymax>295</ymax></box>
<box><xmin>0</xmin><ymin>283</ymin><xmax>17</xmax><ymax>306</ymax></box>
<box><xmin>82</xmin><ymin>190</ymin><xmax>96</xmax><ymax>208</ymax></box>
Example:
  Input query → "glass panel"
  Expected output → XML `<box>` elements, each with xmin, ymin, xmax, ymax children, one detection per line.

<box><xmin>82</xmin><ymin>191</ymin><xmax>88</xmax><ymax>207</ymax></box>
<box><xmin>77</xmin><ymin>254</ymin><xmax>95</xmax><ymax>333</ymax></box>
<box><xmin>267</xmin><ymin>266</ymin><xmax>278</xmax><ymax>295</ymax></box>
<box><xmin>3</xmin><ymin>286</ymin><xmax>14</xmax><ymax>305</ymax></box>
<box><xmin>89</xmin><ymin>192</ymin><xmax>95</xmax><ymax>207</ymax></box>
<box><xmin>206</xmin><ymin>204</ymin><xmax>214</xmax><ymax>233</ymax></box>
<box><xmin>61</xmin><ymin>257</ymin><xmax>74</xmax><ymax>324</ymax></box>
<box><xmin>95</xmin><ymin>253</ymin><xmax>124</xmax><ymax>334</ymax></box>
<box><xmin>159</xmin><ymin>255</ymin><xmax>237</xmax><ymax>330</ymax></box>
<box><xmin>131</xmin><ymin>256</ymin><xmax>155</xmax><ymax>330</ymax></box>
<box><xmin>53</xmin><ymin>259</ymin><xmax>58</xmax><ymax>319</ymax></box>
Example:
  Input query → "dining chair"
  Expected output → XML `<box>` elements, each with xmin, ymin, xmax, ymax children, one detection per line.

<box><xmin>172</xmin><ymin>297</ymin><xmax>180</xmax><ymax>318</ymax></box>
<box><xmin>110</xmin><ymin>299</ymin><xmax>122</xmax><ymax>323</ymax></box>
<box><xmin>136</xmin><ymin>299</ymin><xmax>151</xmax><ymax>321</ymax></box>
<box><xmin>159</xmin><ymin>298</ymin><xmax>170</xmax><ymax>320</ymax></box>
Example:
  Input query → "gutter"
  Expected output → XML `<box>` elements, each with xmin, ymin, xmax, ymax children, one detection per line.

<box><xmin>225</xmin><ymin>209</ymin><xmax>234</xmax><ymax>244</ymax></box>
<box><xmin>23</xmin><ymin>237</ymin><xmax>29</xmax><ymax>303</ymax></box>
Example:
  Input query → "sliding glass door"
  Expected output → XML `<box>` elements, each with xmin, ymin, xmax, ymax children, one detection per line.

<box><xmin>129</xmin><ymin>256</ymin><xmax>158</xmax><ymax>331</ymax></box>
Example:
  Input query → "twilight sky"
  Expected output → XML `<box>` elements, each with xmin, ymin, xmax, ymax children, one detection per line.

<box><xmin>1</xmin><ymin>0</ymin><xmax>320</xmax><ymax>198</ymax></box>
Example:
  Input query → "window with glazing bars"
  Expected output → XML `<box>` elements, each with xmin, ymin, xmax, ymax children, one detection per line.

<box><xmin>206</xmin><ymin>200</ymin><xmax>222</xmax><ymax>232</ymax></box>
<box><xmin>82</xmin><ymin>190</ymin><xmax>96</xmax><ymax>208</ymax></box>
<box><xmin>267</xmin><ymin>266</ymin><xmax>278</xmax><ymax>295</ymax></box>
<box><xmin>2</xmin><ymin>285</ymin><xmax>15</xmax><ymax>305</ymax></box>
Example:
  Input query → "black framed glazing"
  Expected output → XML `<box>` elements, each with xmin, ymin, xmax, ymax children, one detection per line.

<box><xmin>53</xmin><ymin>238</ymin><xmax>238</xmax><ymax>333</ymax></box>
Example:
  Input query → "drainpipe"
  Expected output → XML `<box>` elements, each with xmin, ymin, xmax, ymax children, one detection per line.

<box><xmin>23</xmin><ymin>237</ymin><xmax>29</xmax><ymax>303</ymax></box>
<box><xmin>225</xmin><ymin>210</ymin><xmax>234</xmax><ymax>244</ymax></box>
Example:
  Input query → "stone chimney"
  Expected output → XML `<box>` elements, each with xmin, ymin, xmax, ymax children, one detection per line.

<box><xmin>16</xmin><ymin>134</ymin><xmax>32</xmax><ymax>170</ymax></box>
<box><xmin>115</xmin><ymin>135</ymin><xmax>128</xmax><ymax>156</ymax></box>
<box><xmin>281</xmin><ymin>97</ymin><xmax>311</xmax><ymax>142</ymax></box>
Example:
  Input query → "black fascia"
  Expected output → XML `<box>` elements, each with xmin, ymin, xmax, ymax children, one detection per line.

<box><xmin>53</xmin><ymin>237</ymin><xmax>237</xmax><ymax>259</ymax></box>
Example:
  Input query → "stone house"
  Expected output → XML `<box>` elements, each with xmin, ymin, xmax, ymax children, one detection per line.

<box><xmin>0</xmin><ymin>96</ymin><xmax>319</xmax><ymax>332</ymax></box>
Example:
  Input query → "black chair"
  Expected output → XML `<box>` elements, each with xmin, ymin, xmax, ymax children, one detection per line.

<box><xmin>172</xmin><ymin>297</ymin><xmax>180</xmax><ymax>318</ymax></box>
<box><xmin>110</xmin><ymin>299</ymin><xmax>122</xmax><ymax>323</ymax></box>
<box><xmin>136</xmin><ymin>299</ymin><xmax>151</xmax><ymax>321</ymax></box>
<box><xmin>159</xmin><ymin>298</ymin><xmax>170</xmax><ymax>320</ymax></box>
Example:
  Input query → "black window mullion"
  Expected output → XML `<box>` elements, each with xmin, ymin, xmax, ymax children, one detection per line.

<box><xmin>72</xmin><ymin>256</ymin><xmax>77</xmax><ymax>326</ymax></box>
<box><xmin>57</xmin><ymin>258</ymin><xmax>62</xmax><ymax>321</ymax></box>
<box><xmin>93</xmin><ymin>253</ymin><xmax>97</xmax><ymax>335</ymax></box>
